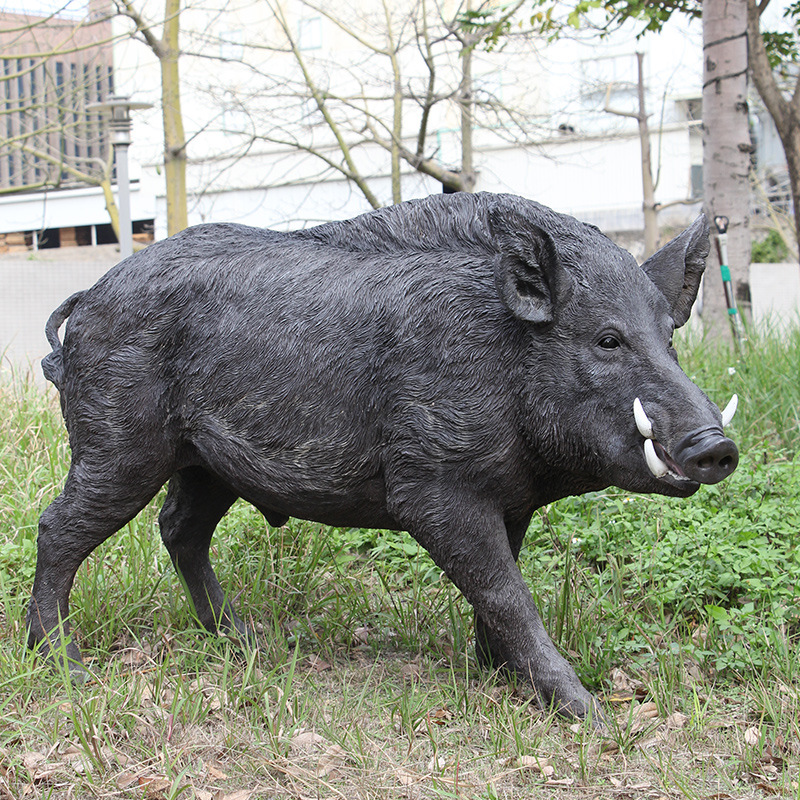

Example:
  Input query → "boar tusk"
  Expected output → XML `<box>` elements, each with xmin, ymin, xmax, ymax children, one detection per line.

<box><xmin>633</xmin><ymin>397</ymin><xmax>654</xmax><ymax>439</ymax></box>
<box><xmin>721</xmin><ymin>394</ymin><xmax>738</xmax><ymax>427</ymax></box>
<box><xmin>643</xmin><ymin>438</ymin><xmax>669</xmax><ymax>478</ymax></box>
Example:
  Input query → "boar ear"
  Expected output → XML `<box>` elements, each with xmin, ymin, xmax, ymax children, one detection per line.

<box><xmin>489</xmin><ymin>209</ymin><xmax>572</xmax><ymax>324</ymax></box>
<box><xmin>641</xmin><ymin>215</ymin><xmax>710</xmax><ymax>328</ymax></box>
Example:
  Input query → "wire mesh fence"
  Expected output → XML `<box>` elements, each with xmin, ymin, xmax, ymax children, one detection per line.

<box><xmin>0</xmin><ymin>245</ymin><xmax>117</xmax><ymax>378</ymax></box>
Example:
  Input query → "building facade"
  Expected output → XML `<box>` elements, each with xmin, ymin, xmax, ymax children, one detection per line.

<box><xmin>0</xmin><ymin>0</ymin><xmax>154</xmax><ymax>252</ymax></box>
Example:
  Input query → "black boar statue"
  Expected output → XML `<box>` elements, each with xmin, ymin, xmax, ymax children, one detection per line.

<box><xmin>27</xmin><ymin>192</ymin><xmax>738</xmax><ymax>721</ymax></box>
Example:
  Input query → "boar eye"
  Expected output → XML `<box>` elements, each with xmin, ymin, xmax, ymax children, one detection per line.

<box><xmin>598</xmin><ymin>335</ymin><xmax>621</xmax><ymax>350</ymax></box>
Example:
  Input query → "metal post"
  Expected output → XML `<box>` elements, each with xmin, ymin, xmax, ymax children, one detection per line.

<box><xmin>713</xmin><ymin>215</ymin><xmax>746</xmax><ymax>347</ymax></box>
<box><xmin>115</xmin><ymin>141</ymin><xmax>132</xmax><ymax>260</ymax></box>
<box><xmin>87</xmin><ymin>95</ymin><xmax>152</xmax><ymax>261</ymax></box>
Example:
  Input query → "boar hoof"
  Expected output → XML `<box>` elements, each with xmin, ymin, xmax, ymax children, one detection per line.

<box><xmin>29</xmin><ymin>634</ymin><xmax>90</xmax><ymax>685</ymax></box>
<box><xmin>474</xmin><ymin>626</ymin><xmax>605</xmax><ymax>725</ymax></box>
<box><xmin>554</xmin><ymin>689</ymin><xmax>606</xmax><ymax>729</ymax></box>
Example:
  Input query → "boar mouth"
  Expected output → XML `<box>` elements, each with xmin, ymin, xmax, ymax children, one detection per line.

<box><xmin>644</xmin><ymin>438</ymin><xmax>691</xmax><ymax>482</ymax></box>
<box><xmin>633</xmin><ymin>396</ymin><xmax>738</xmax><ymax>484</ymax></box>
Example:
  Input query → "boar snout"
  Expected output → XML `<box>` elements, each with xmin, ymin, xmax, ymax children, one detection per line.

<box><xmin>634</xmin><ymin>396</ymin><xmax>739</xmax><ymax>485</ymax></box>
<box><xmin>672</xmin><ymin>428</ymin><xmax>739</xmax><ymax>485</ymax></box>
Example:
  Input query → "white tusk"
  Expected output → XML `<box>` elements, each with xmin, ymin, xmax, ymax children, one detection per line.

<box><xmin>633</xmin><ymin>397</ymin><xmax>654</xmax><ymax>439</ymax></box>
<box><xmin>721</xmin><ymin>394</ymin><xmax>738</xmax><ymax>427</ymax></box>
<box><xmin>644</xmin><ymin>438</ymin><xmax>669</xmax><ymax>478</ymax></box>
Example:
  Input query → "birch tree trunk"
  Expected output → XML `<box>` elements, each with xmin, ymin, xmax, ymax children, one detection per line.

<box><xmin>702</xmin><ymin>0</ymin><xmax>752</xmax><ymax>335</ymax></box>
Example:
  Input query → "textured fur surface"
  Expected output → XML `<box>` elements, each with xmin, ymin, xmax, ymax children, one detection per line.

<box><xmin>28</xmin><ymin>192</ymin><xmax>737</xmax><ymax>720</ymax></box>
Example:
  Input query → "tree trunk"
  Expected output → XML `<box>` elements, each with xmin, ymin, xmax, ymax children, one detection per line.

<box><xmin>702</xmin><ymin>0</ymin><xmax>752</xmax><ymax>336</ymax></box>
<box><xmin>605</xmin><ymin>52</ymin><xmax>659</xmax><ymax>256</ymax></box>
<box><xmin>635</xmin><ymin>53</ymin><xmax>659</xmax><ymax>257</ymax></box>
<box><xmin>161</xmin><ymin>0</ymin><xmax>188</xmax><ymax>235</ymax></box>
<box><xmin>747</xmin><ymin>0</ymin><xmax>800</xmax><ymax>247</ymax></box>
<box><xmin>99</xmin><ymin>176</ymin><xmax>121</xmax><ymax>243</ymax></box>
<box><xmin>458</xmin><ymin>39</ymin><xmax>476</xmax><ymax>192</ymax></box>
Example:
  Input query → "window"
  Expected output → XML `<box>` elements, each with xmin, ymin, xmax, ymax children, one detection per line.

<box><xmin>298</xmin><ymin>17</ymin><xmax>322</xmax><ymax>50</ymax></box>
<box><xmin>580</xmin><ymin>53</ymin><xmax>638</xmax><ymax>104</ymax></box>
<box><xmin>221</xmin><ymin>91</ymin><xmax>249</xmax><ymax>133</ymax></box>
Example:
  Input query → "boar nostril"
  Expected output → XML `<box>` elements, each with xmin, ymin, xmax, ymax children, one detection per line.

<box><xmin>676</xmin><ymin>430</ymin><xmax>739</xmax><ymax>484</ymax></box>
<box><xmin>696</xmin><ymin>455</ymin><xmax>715</xmax><ymax>471</ymax></box>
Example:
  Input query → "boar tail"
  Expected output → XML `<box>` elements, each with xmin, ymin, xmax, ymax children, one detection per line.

<box><xmin>41</xmin><ymin>291</ymin><xmax>85</xmax><ymax>389</ymax></box>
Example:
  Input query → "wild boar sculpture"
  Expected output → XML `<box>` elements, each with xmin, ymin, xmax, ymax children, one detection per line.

<box><xmin>27</xmin><ymin>192</ymin><xmax>738</xmax><ymax>720</ymax></box>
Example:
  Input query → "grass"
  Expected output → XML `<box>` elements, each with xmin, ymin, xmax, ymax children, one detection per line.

<box><xmin>1</xmin><ymin>327</ymin><xmax>799</xmax><ymax>799</ymax></box>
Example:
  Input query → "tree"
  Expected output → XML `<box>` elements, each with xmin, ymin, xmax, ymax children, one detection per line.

<box><xmin>198</xmin><ymin>0</ymin><xmax>537</xmax><ymax>209</ymax></box>
<box><xmin>603</xmin><ymin>51</ymin><xmax>659</xmax><ymax>257</ymax></box>
<box><xmin>702</xmin><ymin>0</ymin><xmax>752</xmax><ymax>333</ymax></box>
<box><xmin>114</xmin><ymin>0</ymin><xmax>188</xmax><ymax>235</ymax></box>
<box><xmin>569</xmin><ymin>0</ymin><xmax>750</xmax><ymax>336</ymax></box>
<box><xmin>747</xmin><ymin>0</ymin><xmax>800</xmax><ymax>250</ymax></box>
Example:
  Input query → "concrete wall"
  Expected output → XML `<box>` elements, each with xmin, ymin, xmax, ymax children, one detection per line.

<box><xmin>750</xmin><ymin>262</ymin><xmax>800</xmax><ymax>333</ymax></box>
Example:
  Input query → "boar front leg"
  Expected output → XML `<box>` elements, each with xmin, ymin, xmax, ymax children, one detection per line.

<box><xmin>406</xmin><ymin>504</ymin><xmax>601</xmax><ymax>722</ymax></box>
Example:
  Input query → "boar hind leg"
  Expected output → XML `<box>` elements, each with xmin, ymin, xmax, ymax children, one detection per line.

<box><xmin>407</xmin><ymin>506</ymin><xmax>601</xmax><ymax>723</ymax></box>
<box><xmin>158</xmin><ymin>467</ymin><xmax>253</xmax><ymax>644</ymax></box>
<box><xmin>27</xmin><ymin>464</ymin><xmax>167</xmax><ymax>679</ymax></box>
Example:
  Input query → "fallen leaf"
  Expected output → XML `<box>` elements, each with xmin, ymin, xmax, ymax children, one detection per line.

<box><xmin>117</xmin><ymin>647</ymin><xmax>149</xmax><ymax>667</ymax></box>
<box><xmin>306</xmin><ymin>654</ymin><xmax>331</xmax><ymax>673</ymax></box>
<box><xmin>619</xmin><ymin>700</ymin><xmax>660</xmax><ymax>734</ymax></box>
<box><xmin>760</xmin><ymin>745</ymin><xmax>787</xmax><ymax>768</ymax></box>
<box><xmin>638</xmin><ymin>731</ymin><xmax>668</xmax><ymax>749</ymax></box>
<box><xmin>610</xmin><ymin>667</ymin><xmax>636</xmax><ymax>692</ymax></box>
<box><xmin>427</xmin><ymin>755</ymin><xmax>447</xmax><ymax>772</ymax></box>
<box><xmin>635</xmin><ymin>701</ymin><xmax>659</xmax><ymax>717</ymax></box>
<box><xmin>290</xmin><ymin>729</ymin><xmax>328</xmax><ymax>752</ymax></box>
<box><xmin>607</xmin><ymin>667</ymin><xmax>646</xmax><ymax>699</ymax></box>
<box><xmin>21</xmin><ymin>753</ymin><xmax>45</xmax><ymax>771</ymax></box>
<box><xmin>400</xmin><ymin>664</ymin><xmax>422</xmax><ymax>682</ymax></box>
<box><xmin>397</xmin><ymin>767</ymin><xmax>418</xmax><ymax>786</ymax></box>
<box><xmin>205</xmin><ymin>762</ymin><xmax>229</xmax><ymax>780</ymax></box>
<box><xmin>745</xmin><ymin>726</ymin><xmax>761</xmax><ymax>747</ymax></box>
<box><xmin>117</xmin><ymin>772</ymin><xmax>140</xmax><ymax>790</ymax></box>
<box><xmin>666</xmin><ymin>712</ymin><xmax>689</xmax><ymax>729</ymax></box>
<box><xmin>136</xmin><ymin>774</ymin><xmax>172</xmax><ymax>799</ymax></box>
<box><xmin>352</xmin><ymin>626</ymin><xmax>370</xmax><ymax>646</ymax></box>
<box><xmin>316</xmin><ymin>744</ymin><xmax>346</xmax><ymax>777</ymax></box>
<box><xmin>544</xmin><ymin>777</ymin><xmax>574</xmax><ymax>787</ymax></box>
<box><xmin>428</xmin><ymin>707</ymin><xmax>453</xmax><ymax>725</ymax></box>
<box><xmin>222</xmin><ymin>791</ymin><xmax>254</xmax><ymax>800</ymax></box>
<box><xmin>512</xmin><ymin>755</ymin><xmax>554</xmax><ymax>776</ymax></box>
